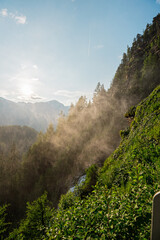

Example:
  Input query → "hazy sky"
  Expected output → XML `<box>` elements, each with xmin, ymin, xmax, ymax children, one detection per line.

<box><xmin>0</xmin><ymin>0</ymin><xmax>160</xmax><ymax>105</ymax></box>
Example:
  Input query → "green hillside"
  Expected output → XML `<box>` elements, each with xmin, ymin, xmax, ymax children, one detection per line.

<box><xmin>46</xmin><ymin>85</ymin><xmax>160</xmax><ymax>239</ymax></box>
<box><xmin>110</xmin><ymin>14</ymin><xmax>160</xmax><ymax>103</ymax></box>
<box><xmin>7</xmin><ymin>85</ymin><xmax>160</xmax><ymax>239</ymax></box>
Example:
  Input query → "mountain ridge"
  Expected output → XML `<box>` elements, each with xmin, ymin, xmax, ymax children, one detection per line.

<box><xmin>0</xmin><ymin>97</ymin><xmax>69</xmax><ymax>132</ymax></box>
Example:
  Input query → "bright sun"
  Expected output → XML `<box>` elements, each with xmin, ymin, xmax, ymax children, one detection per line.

<box><xmin>20</xmin><ymin>85</ymin><xmax>33</xmax><ymax>96</ymax></box>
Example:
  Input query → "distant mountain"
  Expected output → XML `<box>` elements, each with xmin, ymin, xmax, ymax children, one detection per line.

<box><xmin>0</xmin><ymin>98</ymin><xmax>69</xmax><ymax>131</ymax></box>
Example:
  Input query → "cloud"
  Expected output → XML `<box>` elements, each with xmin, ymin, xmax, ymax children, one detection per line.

<box><xmin>17</xmin><ymin>93</ymin><xmax>44</xmax><ymax>102</ymax></box>
<box><xmin>156</xmin><ymin>0</ymin><xmax>160</xmax><ymax>3</ymax></box>
<box><xmin>53</xmin><ymin>90</ymin><xmax>93</xmax><ymax>105</ymax></box>
<box><xmin>0</xmin><ymin>8</ymin><xmax>27</xmax><ymax>24</ymax></box>
<box><xmin>33</xmin><ymin>65</ymin><xmax>38</xmax><ymax>70</ymax></box>
<box><xmin>20</xmin><ymin>64</ymin><xmax>38</xmax><ymax>71</ymax></box>
<box><xmin>0</xmin><ymin>89</ymin><xmax>10</xmax><ymax>98</ymax></box>
<box><xmin>1</xmin><ymin>86</ymin><xmax>44</xmax><ymax>103</ymax></box>
<box><xmin>20</xmin><ymin>64</ymin><xmax>27</xmax><ymax>70</ymax></box>
<box><xmin>30</xmin><ymin>94</ymin><xmax>44</xmax><ymax>100</ymax></box>
<box><xmin>54</xmin><ymin>90</ymin><xmax>85</xmax><ymax>98</ymax></box>
<box><xmin>1</xmin><ymin>9</ymin><xmax>8</xmax><ymax>16</ymax></box>
<box><xmin>15</xmin><ymin>15</ymin><xmax>26</xmax><ymax>24</ymax></box>
<box><xmin>94</xmin><ymin>45</ymin><xmax>104</xmax><ymax>49</ymax></box>
<box><xmin>31</xmin><ymin>78</ymin><xmax>39</xmax><ymax>82</ymax></box>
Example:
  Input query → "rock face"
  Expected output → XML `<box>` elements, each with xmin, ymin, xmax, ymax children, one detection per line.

<box><xmin>0</xmin><ymin>97</ymin><xmax>69</xmax><ymax>131</ymax></box>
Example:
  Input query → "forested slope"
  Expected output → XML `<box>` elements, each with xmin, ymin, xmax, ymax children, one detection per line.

<box><xmin>8</xmin><ymin>84</ymin><xmax>160</xmax><ymax>239</ymax></box>
<box><xmin>110</xmin><ymin>14</ymin><xmax>160</xmax><ymax>102</ymax></box>
<box><xmin>0</xmin><ymin>125</ymin><xmax>37</xmax><ymax>155</ymax></box>
<box><xmin>0</xmin><ymin>126</ymin><xmax>38</xmax><ymax>227</ymax></box>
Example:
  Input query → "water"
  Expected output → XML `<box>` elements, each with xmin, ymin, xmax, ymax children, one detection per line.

<box><xmin>69</xmin><ymin>175</ymin><xmax>86</xmax><ymax>192</ymax></box>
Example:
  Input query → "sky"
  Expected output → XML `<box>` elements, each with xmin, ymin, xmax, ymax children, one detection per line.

<box><xmin>0</xmin><ymin>0</ymin><xmax>160</xmax><ymax>106</ymax></box>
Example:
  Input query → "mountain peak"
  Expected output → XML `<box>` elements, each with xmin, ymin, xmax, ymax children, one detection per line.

<box><xmin>0</xmin><ymin>97</ymin><xmax>69</xmax><ymax>131</ymax></box>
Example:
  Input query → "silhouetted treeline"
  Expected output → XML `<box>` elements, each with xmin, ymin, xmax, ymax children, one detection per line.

<box><xmin>0</xmin><ymin>125</ymin><xmax>37</xmax><ymax>155</ymax></box>
<box><xmin>0</xmin><ymin>126</ymin><xmax>37</xmax><ymax>228</ymax></box>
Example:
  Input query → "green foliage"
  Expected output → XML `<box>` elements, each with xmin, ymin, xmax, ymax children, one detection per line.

<box><xmin>112</xmin><ymin>14</ymin><xmax>160</xmax><ymax>100</ymax></box>
<box><xmin>42</xmin><ymin>85</ymin><xmax>160</xmax><ymax>239</ymax></box>
<box><xmin>120</xmin><ymin>127</ymin><xmax>130</xmax><ymax>139</ymax></box>
<box><xmin>78</xmin><ymin>164</ymin><xmax>98</xmax><ymax>198</ymax></box>
<box><xmin>58</xmin><ymin>165</ymin><xmax>98</xmax><ymax>210</ymax></box>
<box><xmin>8</xmin><ymin>192</ymin><xmax>53</xmax><ymax>240</ymax></box>
<box><xmin>143</xmin><ymin>53</ymin><xmax>157</xmax><ymax>70</ymax></box>
<box><xmin>0</xmin><ymin>204</ymin><xmax>10</xmax><ymax>239</ymax></box>
<box><xmin>45</xmin><ymin>170</ymin><xmax>155</xmax><ymax>239</ymax></box>
<box><xmin>124</xmin><ymin>105</ymin><xmax>136</xmax><ymax>118</ymax></box>
<box><xmin>58</xmin><ymin>191</ymin><xmax>80</xmax><ymax>210</ymax></box>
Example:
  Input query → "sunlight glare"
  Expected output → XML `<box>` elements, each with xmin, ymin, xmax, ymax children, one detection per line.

<box><xmin>20</xmin><ymin>84</ymin><xmax>33</xmax><ymax>97</ymax></box>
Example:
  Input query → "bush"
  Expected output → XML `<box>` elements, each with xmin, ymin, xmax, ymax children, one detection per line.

<box><xmin>124</xmin><ymin>106</ymin><xmax>136</xmax><ymax>118</ymax></box>
<box><xmin>58</xmin><ymin>191</ymin><xmax>79</xmax><ymax>210</ymax></box>
<box><xmin>8</xmin><ymin>192</ymin><xmax>53</xmax><ymax>240</ymax></box>
<box><xmin>0</xmin><ymin>204</ymin><xmax>10</xmax><ymax>239</ymax></box>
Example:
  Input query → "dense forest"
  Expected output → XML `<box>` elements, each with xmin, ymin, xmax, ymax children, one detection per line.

<box><xmin>0</xmin><ymin>14</ymin><xmax>160</xmax><ymax>239</ymax></box>
<box><xmin>0</xmin><ymin>125</ymin><xmax>37</xmax><ymax>155</ymax></box>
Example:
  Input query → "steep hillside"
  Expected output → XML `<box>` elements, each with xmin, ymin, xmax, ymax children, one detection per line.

<box><xmin>46</xmin><ymin>85</ymin><xmax>160</xmax><ymax>240</ymax></box>
<box><xmin>110</xmin><ymin>14</ymin><xmax>160</xmax><ymax>103</ymax></box>
<box><xmin>0</xmin><ymin>98</ymin><xmax>69</xmax><ymax>132</ymax></box>
<box><xmin>48</xmin><ymin>13</ymin><xmax>160</xmax><ymax>173</ymax></box>
<box><xmin>8</xmin><ymin>85</ymin><xmax>160</xmax><ymax>239</ymax></box>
